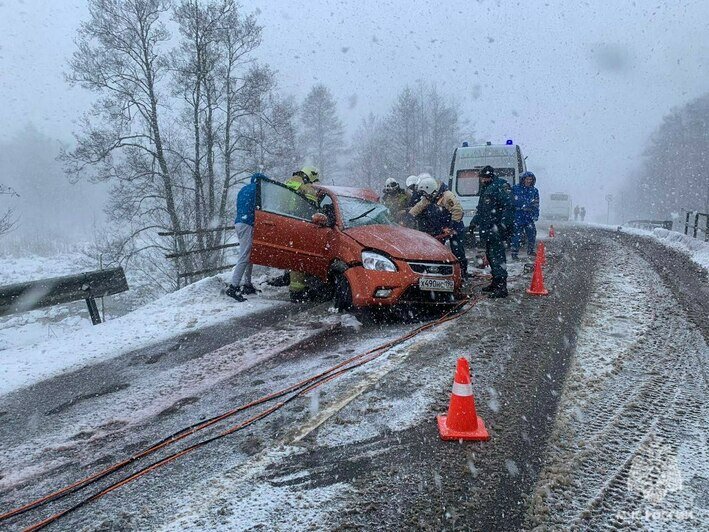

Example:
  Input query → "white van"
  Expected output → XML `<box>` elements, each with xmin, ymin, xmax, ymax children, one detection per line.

<box><xmin>544</xmin><ymin>193</ymin><xmax>572</xmax><ymax>220</ymax></box>
<box><xmin>448</xmin><ymin>141</ymin><xmax>527</xmax><ymax>227</ymax></box>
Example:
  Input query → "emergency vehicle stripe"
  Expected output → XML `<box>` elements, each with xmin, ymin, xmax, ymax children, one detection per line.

<box><xmin>452</xmin><ymin>382</ymin><xmax>473</xmax><ymax>396</ymax></box>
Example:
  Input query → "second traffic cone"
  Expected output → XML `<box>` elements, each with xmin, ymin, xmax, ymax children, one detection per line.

<box><xmin>526</xmin><ymin>254</ymin><xmax>549</xmax><ymax>296</ymax></box>
<box><xmin>548</xmin><ymin>225</ymin><xmax>556</xmax><ymax>238</ymax></box>
<box><xmin>437</xmin><ymin>357</ymin><xmax>490</xmax><ymax>441</ymax></box>
<box><xmin>537</xmin><ymin>241</ymin><xmax>546</xmax><ymax>266</ymax></box>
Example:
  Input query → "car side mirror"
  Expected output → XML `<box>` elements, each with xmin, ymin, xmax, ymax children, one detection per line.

<box><xmin>311</xmin><ymin>212</ymin><xmax>329</xmax><ymax>227</ymax></box>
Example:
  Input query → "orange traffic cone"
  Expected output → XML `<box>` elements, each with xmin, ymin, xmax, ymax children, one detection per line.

<box><xmin>537</xmin><ymin>241</ymin><xmax>546</xmax><ymax>266</ymax></box>
<box><xmin>526</xmin><ymin>254</ymin><xmax>549</xmax><ymax>296</ymax></box>
<box><xmin>548</xmin><ymin>225</ymin><xmax>556</xmax><ymax>238</ymax></box>
<box><xmin>437</xmin><ymin>357</ymin><xmax>490</xmax><ymax>441</ymax></box>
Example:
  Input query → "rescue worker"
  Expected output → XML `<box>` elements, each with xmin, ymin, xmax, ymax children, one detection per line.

<box><xmin>382</xmin><ymin>178</ymin><xmax>410</xmax><ymax>223</ymax></box>
<box><xmin>471</xmin><ymin>166</ymin><xmax>514</xmax><ymax>298</ymax></box>
<box><xmin>286</xmin><ymin>165</ymin><xmax>320</xmax><ymax>302</ymax></box>
<box><xmin>405</xmin><ymin>175</ymin><xmax>420</xmax><ymax>198</ymax></box>
<box><xmin>225</xmin><ymin>173</ymin><xmax>267</xmax><ymax>301</ymax></box>
<box><xmin>410</xmin><ymin>176</ymin><xmax>468</xmax><ymax>277</ymax></box>
<box><xmin>580</xmin><ymin>206</ymin><xmax>586</xmax><ymax>221</ymax></box>
<box><xmin>574</xmin><ymin>205</ymin><xmax>580</xmax><ymax>221</ymax></box>
<box><xmin>511</xmin><ymin>171</ymin><xmax>540</xmax><ymax>260</ymax></box>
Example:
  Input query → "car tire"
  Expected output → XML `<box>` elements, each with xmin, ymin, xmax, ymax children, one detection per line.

<box><xmin>333</xmin><ymin>273</ymin><xmax>353</xmax><ymax>312</ymax></box>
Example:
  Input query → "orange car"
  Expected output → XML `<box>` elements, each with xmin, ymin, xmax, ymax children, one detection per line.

<box><xmin>250</xmin><ymin>178</ymin><xmax>464</xmax><ymax>310</ymax></box>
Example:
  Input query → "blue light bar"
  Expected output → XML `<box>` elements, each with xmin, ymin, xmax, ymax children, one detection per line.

<box><xmin>506</xmin><ymin>139</ymin><xmax>514</xmax><ymax>145</ymax></box>
<box><xmin>462</xmin><ymin>141</ymin><xmax>469</xmax><ymax>147</ymax></box>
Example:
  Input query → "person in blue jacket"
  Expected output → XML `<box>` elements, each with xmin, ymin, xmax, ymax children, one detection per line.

<box><xmin>511</xmin><ymin>171</ymin><xmax>540</xmax><ymax>260</ymax></box>
<box><xmin>225</xmin><ymin>172</ymin><xmax>267</xmax><ymax>301</ymax></box>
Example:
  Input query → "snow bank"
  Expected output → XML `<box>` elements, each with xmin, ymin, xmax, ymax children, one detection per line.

<box><xmin>600</xmin><ymin>223</ymin><xmax>709</xmax><ymax>272</ymax></box>
<box><xmin>647</xmin><ymin>227</ymin><xmax>709</xmax><ymax>271</ymax></box>
<box><xmin>0</xmin><ymin>274</ymin><xmax>287</xmax><ymax>397</ymax></box>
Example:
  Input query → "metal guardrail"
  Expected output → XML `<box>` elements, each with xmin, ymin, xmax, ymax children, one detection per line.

<box><xmin>680</xmin><ymin>210</ymin><xmax>709</xmax><ymax>241</ymax></box>
<box><xmin>159</xmin><ymin>227</ymin><xmax>238</xmax><ymax>287</ymax></box>
<box><xmin>626</xmin><ymin>219</ymin><xmax>673</xmax><ymax>231</ymax></box>
<box><xmin>0</xmin><ymin>267</ymin><xmax>129</xmax><ymax>325</ymax></box>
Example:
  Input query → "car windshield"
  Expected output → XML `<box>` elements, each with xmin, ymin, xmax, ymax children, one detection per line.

<box><xmin>338</xmin><ymin>196</ymin><xmax>396</xmax><ymax>229</ymax></box>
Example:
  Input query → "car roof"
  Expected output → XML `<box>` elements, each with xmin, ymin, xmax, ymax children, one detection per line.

<box><xmin>315</xmin><ymin>185</ymin><xmax>380</xmax><ymax>203</ymax></box>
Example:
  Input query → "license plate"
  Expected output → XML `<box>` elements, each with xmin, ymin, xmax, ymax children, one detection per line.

<box><xmin>418</xmin><ymin>278</ymin><xmax>454</xmax><ymax>292</ymax></box>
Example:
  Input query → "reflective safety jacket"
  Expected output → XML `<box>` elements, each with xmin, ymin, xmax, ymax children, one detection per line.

<box><xmin>409</xmin><ymin>189</ymin><xmax>464</xmax><ymax>233</ymax></box>
<box><xmin>382</xmin><ymin>189</ymin><xmax>410</xmax><ymax>221</ymax></box>
<box><xmin>511</xmin><ymin>182</ymin><xmax>540</xmax><ymax>226</ymax></box>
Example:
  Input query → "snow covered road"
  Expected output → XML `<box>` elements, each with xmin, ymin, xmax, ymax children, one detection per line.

<box><xmin>1</xmin><ymin>226</ymin><xmax>707</xmax><ymax>531</ymax></box>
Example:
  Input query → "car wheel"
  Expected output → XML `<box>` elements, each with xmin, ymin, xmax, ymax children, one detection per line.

<box><xmin>333</xmin><ymin>273</ymin><xmax>353</xmax><ymax>312</ymax></box>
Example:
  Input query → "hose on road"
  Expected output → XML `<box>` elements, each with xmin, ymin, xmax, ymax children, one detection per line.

<box><xmin>3</xmin><ymin>294</ymin><xmax>483</xmax><ymax>531</ymax></box>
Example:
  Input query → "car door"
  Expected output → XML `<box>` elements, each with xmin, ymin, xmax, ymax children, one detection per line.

<box><xmin>251</xmin><ymin>179</ymin><xmax>332</xmax><ymax>278</ymax></box>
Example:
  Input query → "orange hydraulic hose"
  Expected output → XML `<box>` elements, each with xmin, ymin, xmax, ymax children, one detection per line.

<box><xmin>20</xmin><ymin>298</ymin><xmax>479</xmax><ymax>531</ymax></box>
<box><xmin>2</xmin><ymin>297</ymin><xmax>474</xmax><ymax>528</ymax></box>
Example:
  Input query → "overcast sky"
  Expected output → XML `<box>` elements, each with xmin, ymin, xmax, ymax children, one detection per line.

<box><xmin>1</xmin><ymin>0</ymin><xmax>707</xmax><ymax>220</ymax></box>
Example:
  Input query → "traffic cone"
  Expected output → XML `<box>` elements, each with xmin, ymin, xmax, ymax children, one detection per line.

<box><xmin>537</xmin><ymin>241</ymin><xmax>546</xmax><ymax>266</ymax></box>
<box><xmin>437</xmin><ymin>357</ymin><xmax>490</xmax><ymax>441</ymax></box>
<box><xmin>526</xmin><ymin>254</ymin><xmax>549</xmax><ymax>296</ymax></box>
<box><xmin>548</xmin><ymin>225</ymin><xmax>556</xmax><ymax>238</ymax></box>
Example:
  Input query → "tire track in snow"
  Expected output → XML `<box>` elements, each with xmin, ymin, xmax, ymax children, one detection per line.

<box><xmin>527</xmin><ymin>235</ymin><xmax>709</xmax><ymax>531</ymax></box>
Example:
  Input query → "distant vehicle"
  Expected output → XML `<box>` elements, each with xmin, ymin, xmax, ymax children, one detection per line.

<box><xmin>448</xmin><ymin>140</ymin><xmax>527</xmax><ymax>228</ymax></box>
<box><xmin>544</xmin><ymin>193</ymin><xmax>572</xmax><ymax>221</ymax></box>
<box><xmin>250</xmin><ymin>179</ymin><xmax>464</xmax><ymax>310</ymax></box>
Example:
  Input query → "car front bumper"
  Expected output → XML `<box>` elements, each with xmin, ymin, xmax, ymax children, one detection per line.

<box><xmin>344</xmin><ymin>262</ymin><xmax>463</xmax><ymax>309</ymax></box>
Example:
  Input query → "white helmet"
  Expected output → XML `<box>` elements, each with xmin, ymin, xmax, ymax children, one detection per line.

<box><xmin>405</xmin><ymin>175</ymin><xmax>419</xmax><ymax>188</ymax></box>
<box><xmin>417</xmin><ymin>172</ymin><xmax>432</xmax><ymax>182</ymax></box>
<box><xmin>384</xmin><ymin>177</ymin><xmax>399</xmax><ymax>191</ymax></box>
<box><xmin>418</xmin><ymin>176</ymin><xmax>438</xmax><ymax>196</ymax></box>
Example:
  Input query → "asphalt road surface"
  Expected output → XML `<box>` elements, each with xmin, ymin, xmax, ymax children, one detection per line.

<box><xmin>1</xmin><ymin>226</ymin><xmax>707</xmax><ymax>531</ymax></box>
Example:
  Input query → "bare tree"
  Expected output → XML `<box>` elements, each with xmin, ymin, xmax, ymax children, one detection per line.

<box><xmin>300</xmin><ymin>84</ymin><xmax>344</xmax><ymax>182</ymax></box>
<box><xmin>623</xmin><ymin>92</ymin><xmax>709</xmax><ymax>218</ymax></box>
<box><xmin>0</xmin><ymin>184</ymin><xmax>19</xmax><ymax>237</ymax></box>
<box><xmin>350</xmin><ymin>85</ymin><xmax>461</xmax><ymax>187</ymax></box>
<box><xmin>351</xmin><ymin>113</ymin><xmax>391</xmax><ymax>189</ymax></box>
<box><xmin>385</xmin><ymin>87</ymin><xmax>422</xmax><ymax>176</ymax></box>
<box><xmin>62</xmin><ymin>0</ymin><xmax>287</xmax><ymax>287</ymax></box>
<box><xmin>61</xmin><ymin>0</ymin><xmax>193</xmax><ymax>275</ymax></box>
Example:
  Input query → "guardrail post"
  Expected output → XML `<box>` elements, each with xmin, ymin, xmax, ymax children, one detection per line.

<box><xmin>685</xmin><ymin>211</ymin><xmax>691</xmax><ymax>235</ymax></box>
<box><xmin>85</xmin><ymin>297</ymin><xmax>102</xmax><ymax>325</ymax></box>
<box><xmin>694</xmin><ymin>212</ymin><xmax>700</xmax><ymax>238</ymax></box>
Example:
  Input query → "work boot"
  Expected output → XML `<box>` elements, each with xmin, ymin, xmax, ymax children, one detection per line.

<box><xmin>488</xmin><ymin>285</ymin><xmax>508</xmax><ymax>299</ymax></box>
<box><xmin>289</xmin><ymin>290</ymin><xmax>309</xmax><ymax>303</ymax></box>
<box><xmin>267</xmin><ymin>271</ymin><xmax>290</xmax><ymax>287</ymax></box>
<box><xmin>225</xmin><ymin>284</ymin><xmax>246</xmax><ymax>302</ymax></box>
<box><xmin>240</xmin><ymin>284</ymin><xmax>260</xmax><ymax>295</ymax></box>
<box><xmin>481</xmin><ymin>281</ymin><xmax>497</xmax><ymax>293</ymax></box>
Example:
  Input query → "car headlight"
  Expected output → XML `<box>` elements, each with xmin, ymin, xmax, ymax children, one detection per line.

<box><xmin>362</xmin><ymin>251</ymin><xmax>397</xmax><ymax>272</ymax></box>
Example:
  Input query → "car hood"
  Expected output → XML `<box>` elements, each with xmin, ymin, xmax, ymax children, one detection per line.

<box><xmin>344</xmin><ymin>225</ymin><xmax>456</xmax><ymax>262</ymax></box>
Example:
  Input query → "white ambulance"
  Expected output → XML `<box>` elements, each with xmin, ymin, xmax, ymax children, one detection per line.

<box><xmin>448</xmin><ymin>140</ymin><xmax>527</xmax><ymax>228</ymax></box>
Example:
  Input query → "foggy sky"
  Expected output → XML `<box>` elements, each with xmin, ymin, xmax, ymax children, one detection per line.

<box><xmin>1</xmin><ymin>0</ymin><xmax>707</xmax><ymax>223</ymax></box>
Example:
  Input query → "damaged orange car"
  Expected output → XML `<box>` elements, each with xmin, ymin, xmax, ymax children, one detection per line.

<box><xmin>249</xmin><ymin>178</ymin><xmax>464</xmax><ymax>310</ymax></box>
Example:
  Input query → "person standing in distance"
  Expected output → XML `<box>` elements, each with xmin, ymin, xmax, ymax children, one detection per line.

<box><xmin>471</xmin><ymin>166</ymin><xmax>514</xmax><ymax>298</ymax></box>
<box><xmin>225</xmin><ymin>173</ymin><xmax>267</xmax><ymax>301</ymax></box>
<box><xmin>511</xmin><ymin>171</ymin><xmax>540</xmax><ymax>260</ymax></box>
